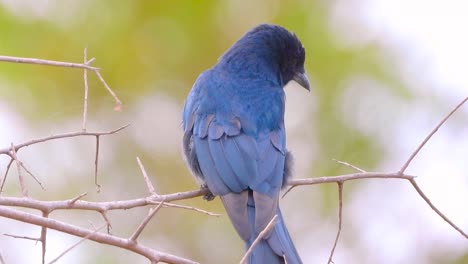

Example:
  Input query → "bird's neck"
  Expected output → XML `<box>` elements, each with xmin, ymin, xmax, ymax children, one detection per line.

<box><xmin>219</xmin><ymin>45</ymin><xmax>283</xmax><ymax>85</ymax></box>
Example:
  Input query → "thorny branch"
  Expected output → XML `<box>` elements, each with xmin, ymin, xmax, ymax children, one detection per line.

<box><xmin>0</xmin><ymin>206</ymin><xmax>197</xmax><ymax>264</ymax></box>
<box><xmin>0</xmin><ymin>125</ymin><xmax>129</xmax><ymax>155</ymax></box>
<box><xmin>0</xmin><ymin>55</ymin><xmax>122</xmax><ymax>110</ymax></box>
<box><xmin>0</xmin><ymin>52</ymin><xmax>130</xmax><ymax>263</ymax></box>
<box><xmin>0</xmin><ymin>125</ymin><xmax>128</xmax><ymax>193</ymax></box>
<box><xmin>1</xmin><ymin>169</ymin><xmax>465</xmax><ymax>263</ymax></box>
<box><xmin>0</xmin><ymin>53</ymin><xmax>466</xmax><ymax>264</ymax></box>
<box><xmin>0</xmin><ymin>55</ymin><xmax>98</xmax><ymax>70</ymax></box>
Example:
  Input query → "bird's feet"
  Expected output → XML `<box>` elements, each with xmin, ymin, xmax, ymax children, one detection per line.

<box><xmin>201</xmin><ymin>184</ymin><xmax>215</xmax><ymax>201</ymax></box>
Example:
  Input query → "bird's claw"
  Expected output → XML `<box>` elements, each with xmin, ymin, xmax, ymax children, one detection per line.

<box><xmin>201</xmin><ymin>184</ymin><xmax>215</xmax><ymax>201</ymax></box>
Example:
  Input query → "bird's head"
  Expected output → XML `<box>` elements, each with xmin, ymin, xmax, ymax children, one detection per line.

<box><xmin>220</xmin><ymin>24</ymin><xmax>310</xmax><ymax>91</ymax></box>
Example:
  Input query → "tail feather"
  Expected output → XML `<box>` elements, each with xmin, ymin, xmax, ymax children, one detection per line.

<box><xmin>248</xmin><ymin>239</ymin><xmax>284</xmax><ymax>264</ymax></box>
<box><xmin>247</xmin><ymin>192</ymin><xmax>302</xmax><ymax>264</ymax></box>
<box><xmin>222</xmin><ymin>190</ymin><xmax>302</xmax><ymax>263</ymax></box>
<box><xmin>265</xmin><ymin>209</ymin><xmax>302</xmax><ymax>264</ymax></box>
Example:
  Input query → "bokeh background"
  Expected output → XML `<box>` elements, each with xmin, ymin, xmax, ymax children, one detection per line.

<box><xmin>0</xmin><ymin>1</ymin><xmax>467</xmax><ymax>263</ymax></box>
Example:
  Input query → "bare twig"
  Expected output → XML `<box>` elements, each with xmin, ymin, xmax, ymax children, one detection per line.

<box><xmin>284</xmin><ymin>171</ymin><xmax>468</xmax><ymax>241</ymax></box>
<box><xmin>68</xmin><ymin>192</ymin><xmax>88</xmax><ymax>205</ymax></box>
<box><xmin>0</xmin><ymin>251</ymin><xmax>5</xmax><ymax>264</ymax></box>
<box><xmin>399</xmin><ymin>96</ymin><xmax>468</xmax><ymax>174</ymax></box>
<box><xmin>327</xmin><ymin>182</ymin><xmax>343</xmax><ymax>264</ymax></box>
<box><xmin>20</xmin><ymin>162</ymin><xmax>45</xmax><ymax>191</ymax></box>
<box><xmin>137</xmin><ymin>157</ymin><xmax>158</xmax><ymax>196</ymax></box>
<box><xmin>100</xmin><ymin>211</ymin><xmax>112</xmax><ymax>234</ymax></box>
<box><xmin>48</xmin><ymin>224</ymin><xmax>106</xmax><ymax>264</ymax></box>
<box><xmin>1</xmin><ymin>169</ymin><xmax>464</xmax><ymax>242</ymax></box>
<box><xmin>148</xmin><ymin>200</ymin><xmax>220</xmax><ymax>217</ymax></box>
<box><xmin>4</xmin><ymin>233</ymin><xmax>40</xmax><ymax>242</ymax></box>
<box><xmin>0</xmin><ymin>189</ymin><xmax>208</xmax><ymax>212</ymax></box>
<box><xmin>0</xmin><ymin>54</ymin><xmax>122</xmax><ymax>112</ymax></box>
<box><xmin>0</xmin><ymin>206</ymin><xmax>198</xmax><ymax>264</ymax></box>
<box><xmin>0</xmin><ymin>189</ymin><xmax>211</xmax><ymax>217</ymax></box>
<box><xmin>240</xmin><ymin>214</ymin><xmax>279</xmax><ymax>264</ymax></box>
<box><xmin>0</xmin><ymin>55</ymin><xmax>99</xmax><ymax>71</ymax></box>
<box><xmin>94</xmin><ymin>136</ymin><xmax>101</xmax><ymax>192</ymax></box>
<box><xmin>10</xmin><ymin>144</ymin><xmax>27</xmax><ymax>197</ymax></box>
<box><xmin>408</xmin><ymin>178</ymin><xmax>467</xmax><ymax>239</ymax></box>
<box><xmin>0</xmin><ymin>126</ymin><xmax>128</xmax><ymax>194</ymax></box>
<box><xmin>0</xmin><ymin>124</ymin><xmax>130</xmax><ymax>155</ymax></box>
<box><xmin>283</xmin><ymin>172</ymin><xmax>415</xmax><ymax>198</ymax></box>
<box><xmin>332</xmin><ymin>159</ymin><xmax>366</xmax><ymax>173</ymax></box>
<box><xmin>0</xmin><ymin>158</ymin><xmax>14</xmax><ymax>193</ymax></box>
<box><xmin>91</xmin><ymin>69</ymin><xmax>122</xmax><ymax>111</ymax></box>
<box><xmin>130</xmin><ymin>199</ymin><xmax>166</xmax><ymax>242</ymax></box>
<box><xmin>40</xmin><ymin>212</ymin><xmax>49</xmax><ymax>264</ymax></box>
<box><xmin>82</xmin><ymin>48</ymin><xmax>89</xmax><ymax>132</ymax></box>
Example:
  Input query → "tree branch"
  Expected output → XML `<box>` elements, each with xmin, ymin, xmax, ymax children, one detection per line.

<box><xmin>137</xmin><ymin>157</ymin><xmax>158</xmax><ymax>196</ymax></box>
<box><xmin>283</xmin><ymin>172</ymin><xmax>415</xmax><ymax>197</ymax></box>
<box><xmin>407</xmin><ymin>178</ymin><xmax>467</xmax><ymax>239</ymax></box>
<box><xmin>3</xmin><ymin>233</ymin><xmax>40</xmax><ymax>242</ymax></box>
<box><xmin>94</xmin><ymin>136</ymin><xmax>101</xmax><ymax>192</ymax></box>
<box><xmin>82</xmin><ymin>48</ymin><xmax>90</xmax><ymax>132</ymax></box>
<box><xmin>327</xmin><ymin>182</ymin><xmax>343</xmax><ymax>264</ymax></box>
<box><xmin>0</xmin><ymin>190</ymin><xmax>208</xmax><ymax>213</ymax></box>
<box><xmin>0</xmin><ymin>157</ymin><xmax>14</xmax><ymax>193</ymax></box>
<box><xmin>0</xmin><ymin>206</ymin><xmax>198</xmax><ymax>264</ymax></box>
<box><xmin>0</xmin><ymin>55</ymin><xmax>98</xmax><ymax>70</ymax></box>
<box><xmin>10</xmin><ymin>144</ymin><xmax>28</xmax><ymax>197</ymax></box>
<box><xmin>40</xmin><ymin>212</ymin><xmax>49</xmax><ymax>264</ymax></box>
<box><xmin>0</xmin><ymin>125</ymin><xmax>129</xmax><ymax>155</ymax></box>
<box><xmin>399</xmin><ymin>96</ymin><xmax>468</xmax><ymax>174</ymax></box>
<box><xmin>0</xmin><ymin>54</ymin><xmax>122</xmax><ymax>110</ymax></box>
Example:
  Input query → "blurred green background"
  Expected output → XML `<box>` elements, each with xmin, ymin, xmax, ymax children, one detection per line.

<box><xmin>0</xmin><ymin>1</ymin><xmax>466</xmax><ymax>263</ymax></box>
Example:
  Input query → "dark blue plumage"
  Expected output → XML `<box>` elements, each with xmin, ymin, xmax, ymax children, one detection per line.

<box><xmin>182</xmin><ymin>24</ymin><xmax>309</xmax><ymax>264</ymax></box>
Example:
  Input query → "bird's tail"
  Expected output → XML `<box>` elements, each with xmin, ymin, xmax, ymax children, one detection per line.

<box><xmin>246</xmin><ymin>194</ymin><xmax>302</xmax><ymax>264</ymax></box>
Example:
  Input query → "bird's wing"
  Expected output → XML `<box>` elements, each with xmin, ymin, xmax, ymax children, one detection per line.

<box><xmin>190</xmin><ymin>115</ymin><xmax>287</xmax><ymax>194</ymax></box>
<box><xmin>194</xmin><ymin>122</ymin><xmax>287</xmax><ymax>241</ymax></box>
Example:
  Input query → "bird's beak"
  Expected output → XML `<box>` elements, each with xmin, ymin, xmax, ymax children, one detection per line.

<box><xmin>293</xmin><ymin>72</ymin><xmax>310</xmax><ymax>91</ymax></box>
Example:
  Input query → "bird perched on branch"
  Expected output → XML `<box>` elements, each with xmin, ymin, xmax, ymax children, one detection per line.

<box><xmin>182</xmin><ymin>24</ymin><xmax>309</xmax><ymax>264</ymax></box>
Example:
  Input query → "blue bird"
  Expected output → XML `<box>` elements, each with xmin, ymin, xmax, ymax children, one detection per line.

<box><xmin>182</xmin><ymin>24</ymin><xmax>309</xmax><ymax>264</ymax></box>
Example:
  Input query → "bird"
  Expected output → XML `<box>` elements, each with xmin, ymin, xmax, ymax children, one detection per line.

<box><xmin>182</xmin><ymin>24</ymin><xmax>309</xmax><ymax>264</ymax></box>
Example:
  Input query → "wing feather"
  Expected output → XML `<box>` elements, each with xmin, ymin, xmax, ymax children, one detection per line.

<box><xmin>193</xmin><ymin>137</ymin><xmax>230</xmax><ymax>195</ymax></box>
<box><xmin>208</xmin><ymin>136</ymin><xmax>245</xmax><ymax>192</ymax></box>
